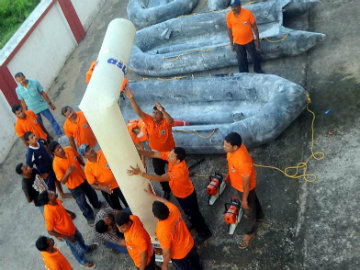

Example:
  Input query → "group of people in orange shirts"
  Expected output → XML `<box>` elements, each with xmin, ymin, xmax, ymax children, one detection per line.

<box><xmin>12</xmin><ymin>1</ymin><xmax>265</xmax><ymax>267</ymax></box>
<box><xmin>13</xmin><ymin>76</ymin><xmax>263</xmax><ymax>270</ymax></box>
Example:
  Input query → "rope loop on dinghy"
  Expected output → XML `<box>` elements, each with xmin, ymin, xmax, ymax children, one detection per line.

<box><xmin>261</xmin><ymin>34</ymin><xmax>289</xmax><ymax>43</ymax></box>
<box><xmin>189</xmin><ymin>93</ymin><xmax>325</xmax><ymax>183</ymax></box>
<box><xmin>161</xmin><ymin>33</ymin><xmax>289</xmax><ymax>62</ymax></box>
<box><xmin>174</xmin><ymin>128</ymin><xmax>217</xmax><ymax>139</ymax></box>
<box><xmin>255</xmin><ymin>93</ymin><xmax>325</xmax><ymax>183</ymax></box>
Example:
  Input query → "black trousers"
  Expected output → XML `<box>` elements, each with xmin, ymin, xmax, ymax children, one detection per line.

<box><xmin>238</xmin><ymin>189</ymin><xmax>263</xmax><ymax>235</ymax></box>
<box><xmin>101</xmin><ymin>187</ymin><xmax>129</xmax><ymax>210</ymax></box>
<box><xmin>176</xmin><ymin>191</ymin><xmax>211</xmax><ymax>238</ymax></box>
<box><xmin>172</xmin><ymin>245</ymin><xmax>202</xmax><ymax>270</ymax></box>
<box><xmin>152</xmin><ymin>158</ymin><xmax>171</xmax><ymax>193</ymax></box>
<box><xmin>234</xmin><ymin>41</ymin><xmax>262</xmax><ymax>73</ymax></box>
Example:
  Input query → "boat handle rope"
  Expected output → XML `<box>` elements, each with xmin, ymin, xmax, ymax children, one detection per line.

<box><xmin>191</xmin><ymin>93</ymin><xmax>325</xmax><ymax>183</ymax></box>
<box><xmin>161</xmin><ymin>34</ymin><xmax>289</xmax><ymax>62</ymax></box>
<box><xmin>173</xmin><ymin>128</ymin><xmax>217</xmax><ymax>139</ymax></box>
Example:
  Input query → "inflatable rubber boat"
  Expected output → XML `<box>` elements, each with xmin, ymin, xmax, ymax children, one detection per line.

<box><xmin>127</xmin><ymin>0</ymin><xmax>199</xmax><ymax>28</ymax></box>
<box><xmin>129</xmin><ymin>0</ymin><xmax>325</xmax><ymax>77</ymax></box>
<box><xmin>120</xmin><ymin>73</ymin><xmax>307</xmax><ymax>154</ymax></box>
<box><xmin>208</xmin><ymin>0</ymin><xmax>319</xmax><ymax>16</ymax></box>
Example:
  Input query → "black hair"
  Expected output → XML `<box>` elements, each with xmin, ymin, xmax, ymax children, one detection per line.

<box><xmin>48</xmin><ymin>141</ymin><xmax>60</xmax><ymax>153</ymax></box>
<box><xmin>152</xmin><ymin>201</ymin><xmax>169</xmax><ymax>220</ymax></box>
<box><xmin>173</xmin><ymin>147</ymin><xmax>186</xmax><ymax>162</ymax></box>
<box><xmin>15</xmin><ymin>163</ymin><xmax>23</xmax><ymax>175</ymax></box>
<box><xmin>35</xmin><ymin>236</ymin><xmax>49</xmax><ymax>251</ymax></box>
<box><xmin>61</xmin><ymin>106</ymin><xmax>71</xmax><ymax>116</ymax></box>
<box><xmin>37</xmin><ymin>191</ymin><xmax>49</xmax><ymax>206</ymax></box>
<box><xmin>95</xmin><ymin>220</ymin><xmax>108</xmax><ymax>233</ymax></box>
<box><xmin>11</xmin><ymin>104</ymin><xmax>22</xmax><ymax>114</ymax></box>
<box><xmin>24</xmin><ymin>131</ymin><xmax>34</xmax><ymax>142</ymax></box>
<box><xmin>224</xmin><ymin>132</ymin><xmax>242</xmax><ymax>147</ymax></box>
<box><xmin>14</xmin><ymin>72</ymin><xmax>25</xmax><ymax>78</ymax></box>
<box><xmin>115</xmin><ymin>211</ymin><xmax>130</xmax><ymax>226</ymax></box>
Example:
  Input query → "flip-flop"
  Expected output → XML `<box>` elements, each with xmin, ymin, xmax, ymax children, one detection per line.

<box><xmin>239</xmin><ymin>234</ymin><xmax>255</xmax><ymax>249</ymax></box>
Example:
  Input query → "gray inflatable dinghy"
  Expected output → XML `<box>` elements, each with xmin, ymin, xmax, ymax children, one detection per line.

<box><xmin>120</xmin><ymin>73</ymin><xmax>307</xmax><ymax>154</ymax></box>
<box><xmin>127</xmin><ymin>0</ymin><xmax>199</xmax><ymax>28</ymax></box>
<box><xmin>129</xmin><ymin>0</ymin><xmax>325</xmax><ymax>77</ymax></box>
<box><xmin>208</xmin><ymin>0</ymin><xmax>319</xmax><ymax>16</ymax></box>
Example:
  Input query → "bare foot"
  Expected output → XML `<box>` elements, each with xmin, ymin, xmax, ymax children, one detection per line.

<box><xmin>240</xmin><ymin>233</ymin><xmax>255</xmax><ymax>249</ymax></box>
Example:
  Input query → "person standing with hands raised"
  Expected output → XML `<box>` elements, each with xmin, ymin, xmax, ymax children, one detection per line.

<box><xmin>123</xmin><ymin>85</ymin><xmax>175</xmax><ymax>200</ymax></box>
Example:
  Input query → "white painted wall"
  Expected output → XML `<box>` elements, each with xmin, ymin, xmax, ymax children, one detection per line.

<box><xmin>7</xmin><ymin>2</ymin><xmax>76</xmax><ymax>91</ymax></box>
<box><xmin>71</xmin><ymin>0</ymin><xmax>106</xmax><ymax>28</ymax></box>
<box><xmin>0</xmin><ymin>92</ymin><xmax>16</xmax><ymax>163</ymax></box>
<box><xmin>0</xmin><ymin>0</ymin><xmax>106</xmax><ymax>163</ymax></box>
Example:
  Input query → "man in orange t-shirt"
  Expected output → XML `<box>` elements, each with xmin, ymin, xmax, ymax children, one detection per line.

<box><xmin>49</xmin><ymin>141</ymin><xmax>102</xmax><ymax>225</ymax></box>
<box><xmin>124</xmin><ymin>86</ymin><xmax>174</xmax><ymax>200</ymax></box>
<box><xmin>37</xmin><ymin>190</ymin><xmax>98</xmax><ymax>268</ymax></box>
<box><xmin>148</xmin><ymin>191</ymin><xmax>202</xmax><ymax>270</ymax></box>
<box><xmin>12</xmin><ymin>104</ymin><xmax>51</xmax><ymax>146</ymax></box>
<box><xmin>61</xmin><ymin>106</ymin><xmax>98</xmax><ymax>154</ymax></box>
<box><xmin>128</xmin><ymin>147</ymin><xmax>212</xmax><ymax>245</ymax></box>
<box><xmin>36</xmin><ymin>236</ymin><xmax>72</xmax><ymax>270</ymax></box>
<box><xmin>224</xmin><ymin>132</ymin><xmax>263</xmax><ymax>248</ymax></box>
<box><xmin>81</xmin><ymin>144</ymin><xmax>128</xmax><ymax>210</ymax></box>
<box><xmin>226</xmin><ymin>0</ymin><xmax>263</xmax><ymax>73</ymax></box>
<box><xmin>115</xmin><ymin>212</ymin><xmax>156</xmax><ymax>270</ymax></box>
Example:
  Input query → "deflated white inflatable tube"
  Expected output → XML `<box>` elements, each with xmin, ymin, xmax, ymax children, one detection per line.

<box><xmin>79</xmin><ymin>19</ymin><xmax>157</xmax><ymax>237</ymax></box>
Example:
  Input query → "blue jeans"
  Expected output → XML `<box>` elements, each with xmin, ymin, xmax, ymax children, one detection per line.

<box><xmin>37</xmin><ymin>109</ymin><xmax>63</xmax><ymax>136</ymax></box>
<box><xmin>64</xmin><ymin>228</ymin><xmax>89</xmax><ymax>265</ymax></box>
<box><xmin>37</xmin><ymin>205</ymin><xmax>44</xmax><ymax>215</ymax></box>
<box><xmin>69</xmin><ymin>181</ymin><xmax>101</xmax><ymax>221</ymax></box>
<box><xmin>104</xmin><ymin>241</ymin><xmax>128</xmax><ymax>253</ymax></box>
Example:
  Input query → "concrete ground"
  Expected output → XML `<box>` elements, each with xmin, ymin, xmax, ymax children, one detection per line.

<box><xmin>1</xmin><ymin>0</ymin><xmax>359</xmax><ymax>269</ymax></box>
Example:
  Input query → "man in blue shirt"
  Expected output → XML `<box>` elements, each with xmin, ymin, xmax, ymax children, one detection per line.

<box><xmin>15</xmin><ymin>72</ymin><xmax>63</xmax><ymax>137</ymax></box>
<box><xmin>24</xmin><ymin>131</ymin><xmax>70</xmax><ymax>199</ymax></box>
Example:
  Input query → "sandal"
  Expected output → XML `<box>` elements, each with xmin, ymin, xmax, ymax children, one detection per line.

<box><xmin>239</xmin><ymin>234</ymin><xmax>255</xmax><ymax>249</ymax></box>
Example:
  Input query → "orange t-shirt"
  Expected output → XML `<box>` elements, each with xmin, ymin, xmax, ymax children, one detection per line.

<box><xmin>155</xmin><ymin>202</ymin><xmax>194</xmax><ymax>259</ymax></box>
<box><xmin>143</xmin><ymin>113</ymin><xmax>175</xmax><ymax>152</ymax></box>
<box><xmin>124</xmin><ymin>215</ymin><xmax>152</xmax><ymax>268</ymax></box>
<box><xmin>226</xmin><ymin>9</ymin><xmax>255</xmax><ymax>45</ymax></box>
<box><xmin>53</xmin><ymin>146</ymin><xmax>85</xmax><ymax>189</ymax></box>
<box><xmin>63</xmin><ymin>111</ymin><xmax>97</xmax><ymax>147</ymax></box>
<box><xmin>14</xmin><ymin>110</ymin><xmax>47</xmax><ymax>140</ymax></box>
<box><xmin>84</xmin><ymin>150</ymin><xmax>119</xmax><ymax>190</ymax></box>
<box><xmin>227</xmin><ymin>144</ymin><xmax>256</xmax><ymax>192</ymax></box>
<box><xmin>41</xmin><ymin>247</ymin><xmax>72</xmax><ymax>270</ymax></box>
<box><xmin>44</xmin><ymin>198</ymin><xmax>76</xmax><ymax>236</ymax></box>
<box><xmin>160</xmin><ymin>152</ymin><xmax>194</xmax><ymax>198</ymax></box>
